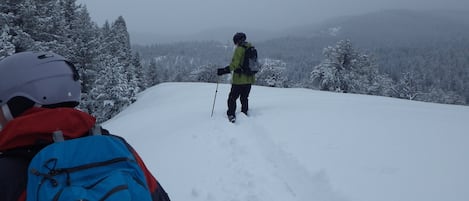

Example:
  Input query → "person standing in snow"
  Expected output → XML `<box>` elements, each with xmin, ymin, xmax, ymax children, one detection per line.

<box><xmin>217</xmin><ymin>32</ymin><xmax>256</xmax><ymax>123</ymax></box>
<box><xmin>0</xmin><ymin>51</ymin><xmax>170</xmax><ymax>201</ymax></box>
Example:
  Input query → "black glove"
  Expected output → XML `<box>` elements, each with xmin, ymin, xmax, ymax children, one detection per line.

<box><xmin>217</xmin><ymin>66</ymin><xmax>230</xmax><ymax>75</ymax></box>
<box><xmin>217</xmin><ymin>68</ymin><xmax>225</xmax><ymax>75</ymax></box>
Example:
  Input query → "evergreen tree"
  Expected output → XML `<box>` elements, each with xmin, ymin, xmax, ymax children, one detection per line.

<box><xmin>395</xmin><ymin>71</ymin><xmax>422</xmax><ymax>100</ymax></box>
<box><xmin>89</xmin><ymin>51</ymin><xmax>132</xmax><ymax>122</ymax></box>
<box><xmin>146</xmin><ymin>59</ymin><xmax>160</xmax><ymax>87</ymax></box>
<box><xmin>0</xmin><ymin>0</ymin><xmax>34</xmax><ymax>52</ymax></box>
<box><xmin>311</xmin><ymin>40</ymin><xmax>393</xmax><ymax>95</ymax></box>
<box><xmin>62</xmin><ymin>5</ymin><xmax>101</xmax><ymax>115</ymax></box>
<box><xmin>256</xmin><ymin>59</ymin><xmax>288</xmax><ymax>87</ymax></box>
<box><xmin>21</xmin><ymin>0</ymin><xmax>69</xmax><ymax>53</ymax></box>
<box><xmin>86</xmin><ymin>17</ymin><xmax>137</xmax><ymax>122</ymax></box>
<box><xmin>132</xmin><ymin>52</ymin><xmax>146</xmax><ymax>92</ymax></box>
<box><xmin>110</xmin><ymin>16</ymin><xmax>138</xmax><ymax>101</ymax></box>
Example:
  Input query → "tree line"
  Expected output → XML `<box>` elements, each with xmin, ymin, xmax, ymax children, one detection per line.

<box><xmin>135</xmin><ymin>37</ymin><xmax>469</xmax><ymax>106</ymax></box>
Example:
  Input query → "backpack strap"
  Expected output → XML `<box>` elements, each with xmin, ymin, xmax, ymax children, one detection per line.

<box><xmin>51</xmin><ymin>124</ymin><xmax>104</xmax><ymax>143</ymax></box>
<box><xmin>89</xmin><ymin>124</ymin><xmax>103</xmax><ymax>136</ymax></box>
<box><xmin>239</xmin><ymin>41</ymin><xmax>248</xmax><ymax>48</ymax></box>
<box><xmin>52</xmin><ymin>130</ymin><xmax>65</xmax><ymax>142</ymax></box>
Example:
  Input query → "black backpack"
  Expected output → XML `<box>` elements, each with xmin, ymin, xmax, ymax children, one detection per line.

<box><xmin>237</xmin><ymin>44</ymin><xmax>259</xmax><ymax>75</ymax></box>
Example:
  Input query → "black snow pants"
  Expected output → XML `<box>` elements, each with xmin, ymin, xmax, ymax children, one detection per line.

<box><xmin>227</xmin><ymin>84</ymin><xmax>252</xmax><ymax>117</ymax></box>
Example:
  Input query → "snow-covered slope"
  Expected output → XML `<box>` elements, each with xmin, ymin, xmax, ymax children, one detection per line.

<box><xmin>104</xmin><ymin>82</ymin><xmax>469</xmax><ymax>201</ymax></box>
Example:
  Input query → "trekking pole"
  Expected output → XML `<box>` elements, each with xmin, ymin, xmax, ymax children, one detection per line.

<box><xmin>211</xmin><ymin>76</ymin><xmax>220</xmax><ymax>117</ymax></box>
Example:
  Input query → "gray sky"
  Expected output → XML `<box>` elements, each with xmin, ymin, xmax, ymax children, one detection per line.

<box><xmin>77</xmin><ymin>0</ymin><xmax>469</xmax><ymax>35</ymax></box>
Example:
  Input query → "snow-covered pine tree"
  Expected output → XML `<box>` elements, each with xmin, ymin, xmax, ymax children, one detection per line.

<box><xmin>311</xmin><ymin>39</ymin><xmax>393</xmax><ymax>95</ymax></box>
<box><xmin>89</xmin><ymin>51</ymin><xmax>132</xmax><ymax>122</ymax></box>
<box><xmin>132</xmin><ymin>52</ymin><xmax>146</xmax><ymax>92</ymax></box>
<box><xmin>256</xmin><ymin>59</ymin><xmax>288</xmax><ymax>87</ymax></box>
<box><xmin>50</xmin><ymin>2</ymin><xmax>102</xmax><ymax>115</ymax></box>
<box><xmin>20</xmin><ymin>0</ymin><xmax>68</xmax><ymax>53</ymax></box>
<box><xmin>85</xmin><ymin>16</ymin><xmax>138</xmax><ymax>122</ymax></box>
<box><xmin>0</xmin><ymin>1</ymin><xmax>35</xmax><ymax>52</ymax></box>
<box><xmin>395</xmin><ymin>71</ymin><xmax>423</xmax><ymax>100</ymax></box>
<box><xmin>110</xmin><ymin>16</ymin><xmax>138</xmax><ymax>102</ymax></box>
<box><xmin>311</xmin><ymin>40</ymin><xmax>357</xmax><ymax>92</ymax></box>
<box><xmin>146</xmin><ymin>58</ymin><xmax>160</xmax><ymax>87</ymax></box>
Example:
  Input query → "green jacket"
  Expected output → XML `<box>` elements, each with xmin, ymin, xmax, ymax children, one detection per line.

<box><xmin>229</xmin><ymin>42</ymin><xmax>255</xmax><ymax>85</ymax></box>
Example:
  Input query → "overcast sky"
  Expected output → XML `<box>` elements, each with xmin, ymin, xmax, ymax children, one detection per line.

<box><xmin>76</xmin><ymin>0</ymin><xmax>469</xmax><ymax>35</ymax></box>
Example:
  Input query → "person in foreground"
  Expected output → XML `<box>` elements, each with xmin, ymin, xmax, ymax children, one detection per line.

<box><xmin>217</xmin><ymin>32</ymin><xmax>256</xmax><ymax>123</ymax></box>
<box><xmin>0</xmin><ymin>51</ymin><xmax>170</xmax><ymax>201</ymax></box>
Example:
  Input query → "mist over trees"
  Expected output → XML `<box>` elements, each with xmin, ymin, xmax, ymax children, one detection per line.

<box><xmin>135</xmin><ymin>30</ymin><xmax>469</xmax><ymax>105</ymax></box>
<box><xmin>2</xmin><ymin>2</ymin><xmax>468</xmax><ymax>122</ymax></box>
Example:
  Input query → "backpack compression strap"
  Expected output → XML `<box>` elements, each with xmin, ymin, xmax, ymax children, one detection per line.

<box><xmin>51</xmin><ymin>124</ymin><xmax>104</xmax><ymax>143</ymax></box>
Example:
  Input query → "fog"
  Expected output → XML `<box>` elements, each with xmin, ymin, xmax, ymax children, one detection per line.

<box><xmin>77</xmin><ymin>0</ymin><xmax>469</xmax><ymax>38</ymax></box>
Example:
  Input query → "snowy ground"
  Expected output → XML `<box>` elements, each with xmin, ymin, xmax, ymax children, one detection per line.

<box><xmin>104</xmin><ymin>82</ymin><xmax>469</xmax><ymax>201</ymax></box>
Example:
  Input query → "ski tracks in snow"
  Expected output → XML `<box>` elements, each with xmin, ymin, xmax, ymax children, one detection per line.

<box><xmin>207</xmin><ymin>114</ymin><xmax>347</xmax><ymax>201</ymax></box>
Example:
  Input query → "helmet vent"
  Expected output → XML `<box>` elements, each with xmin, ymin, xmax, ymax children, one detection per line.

<box><xmin>38</xmin><ymin>54</ymin><xmax>54</xmax><ymax>59</ymax></box>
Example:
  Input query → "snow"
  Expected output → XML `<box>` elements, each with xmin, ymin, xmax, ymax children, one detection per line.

<box><xmin>104</xmin><ymin>82</ymin><xmax>469</xmax><ymax>201</ymax></box>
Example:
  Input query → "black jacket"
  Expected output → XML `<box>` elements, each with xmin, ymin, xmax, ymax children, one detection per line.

<box><xmin>0</xmin><ymin>147</ymin><xmax>38</xmax><ymax>201</ymax></box>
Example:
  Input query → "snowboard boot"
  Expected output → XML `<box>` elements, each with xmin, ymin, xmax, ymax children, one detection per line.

<box><xmin>228</xmin><ymin>115</ymin><xmax>236</xmax><ymax>123</ymax></box>
<box><xmin>241</xmin><ymin>111</ymin><xmax>248</xmax><ymax>116</ymax></box>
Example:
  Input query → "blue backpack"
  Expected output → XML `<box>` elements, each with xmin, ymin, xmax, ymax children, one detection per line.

<box><xmin>26</xmin><ymin>131</ymin><xmax>153</xmax><ymax>201</ymax></box>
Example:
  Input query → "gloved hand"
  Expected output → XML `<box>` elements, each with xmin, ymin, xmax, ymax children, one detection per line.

<box><xmin>217</xmin><ymin>66</ymin><xmax>230</xmax><ymax>75</ymax></box>
<box><xmin>217</xmin><ymin>68</ymin><xmax>225</xmax><ymax>75</ymax></box>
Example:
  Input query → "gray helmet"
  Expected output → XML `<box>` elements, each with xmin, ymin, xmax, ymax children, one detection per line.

<box><xmin>0</xmin><ymin>51</ymin><xmax>81</xmax><ymax>108</ymax></box>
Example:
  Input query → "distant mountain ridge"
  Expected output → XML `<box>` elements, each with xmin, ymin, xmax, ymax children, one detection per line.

<box><xmin>130</xmin><ymin>9</ymin><xmax>469</xmax><ymax>45</ymax></box>
<box><xmin>283</xmin><ymin>9</ymin><xmax>469</xmax><ymax>46</ymax></box>
<box><xmin>130</xmin><ymin>27</ymin><xmax>279</xmax><ymax>45</ymax></box>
